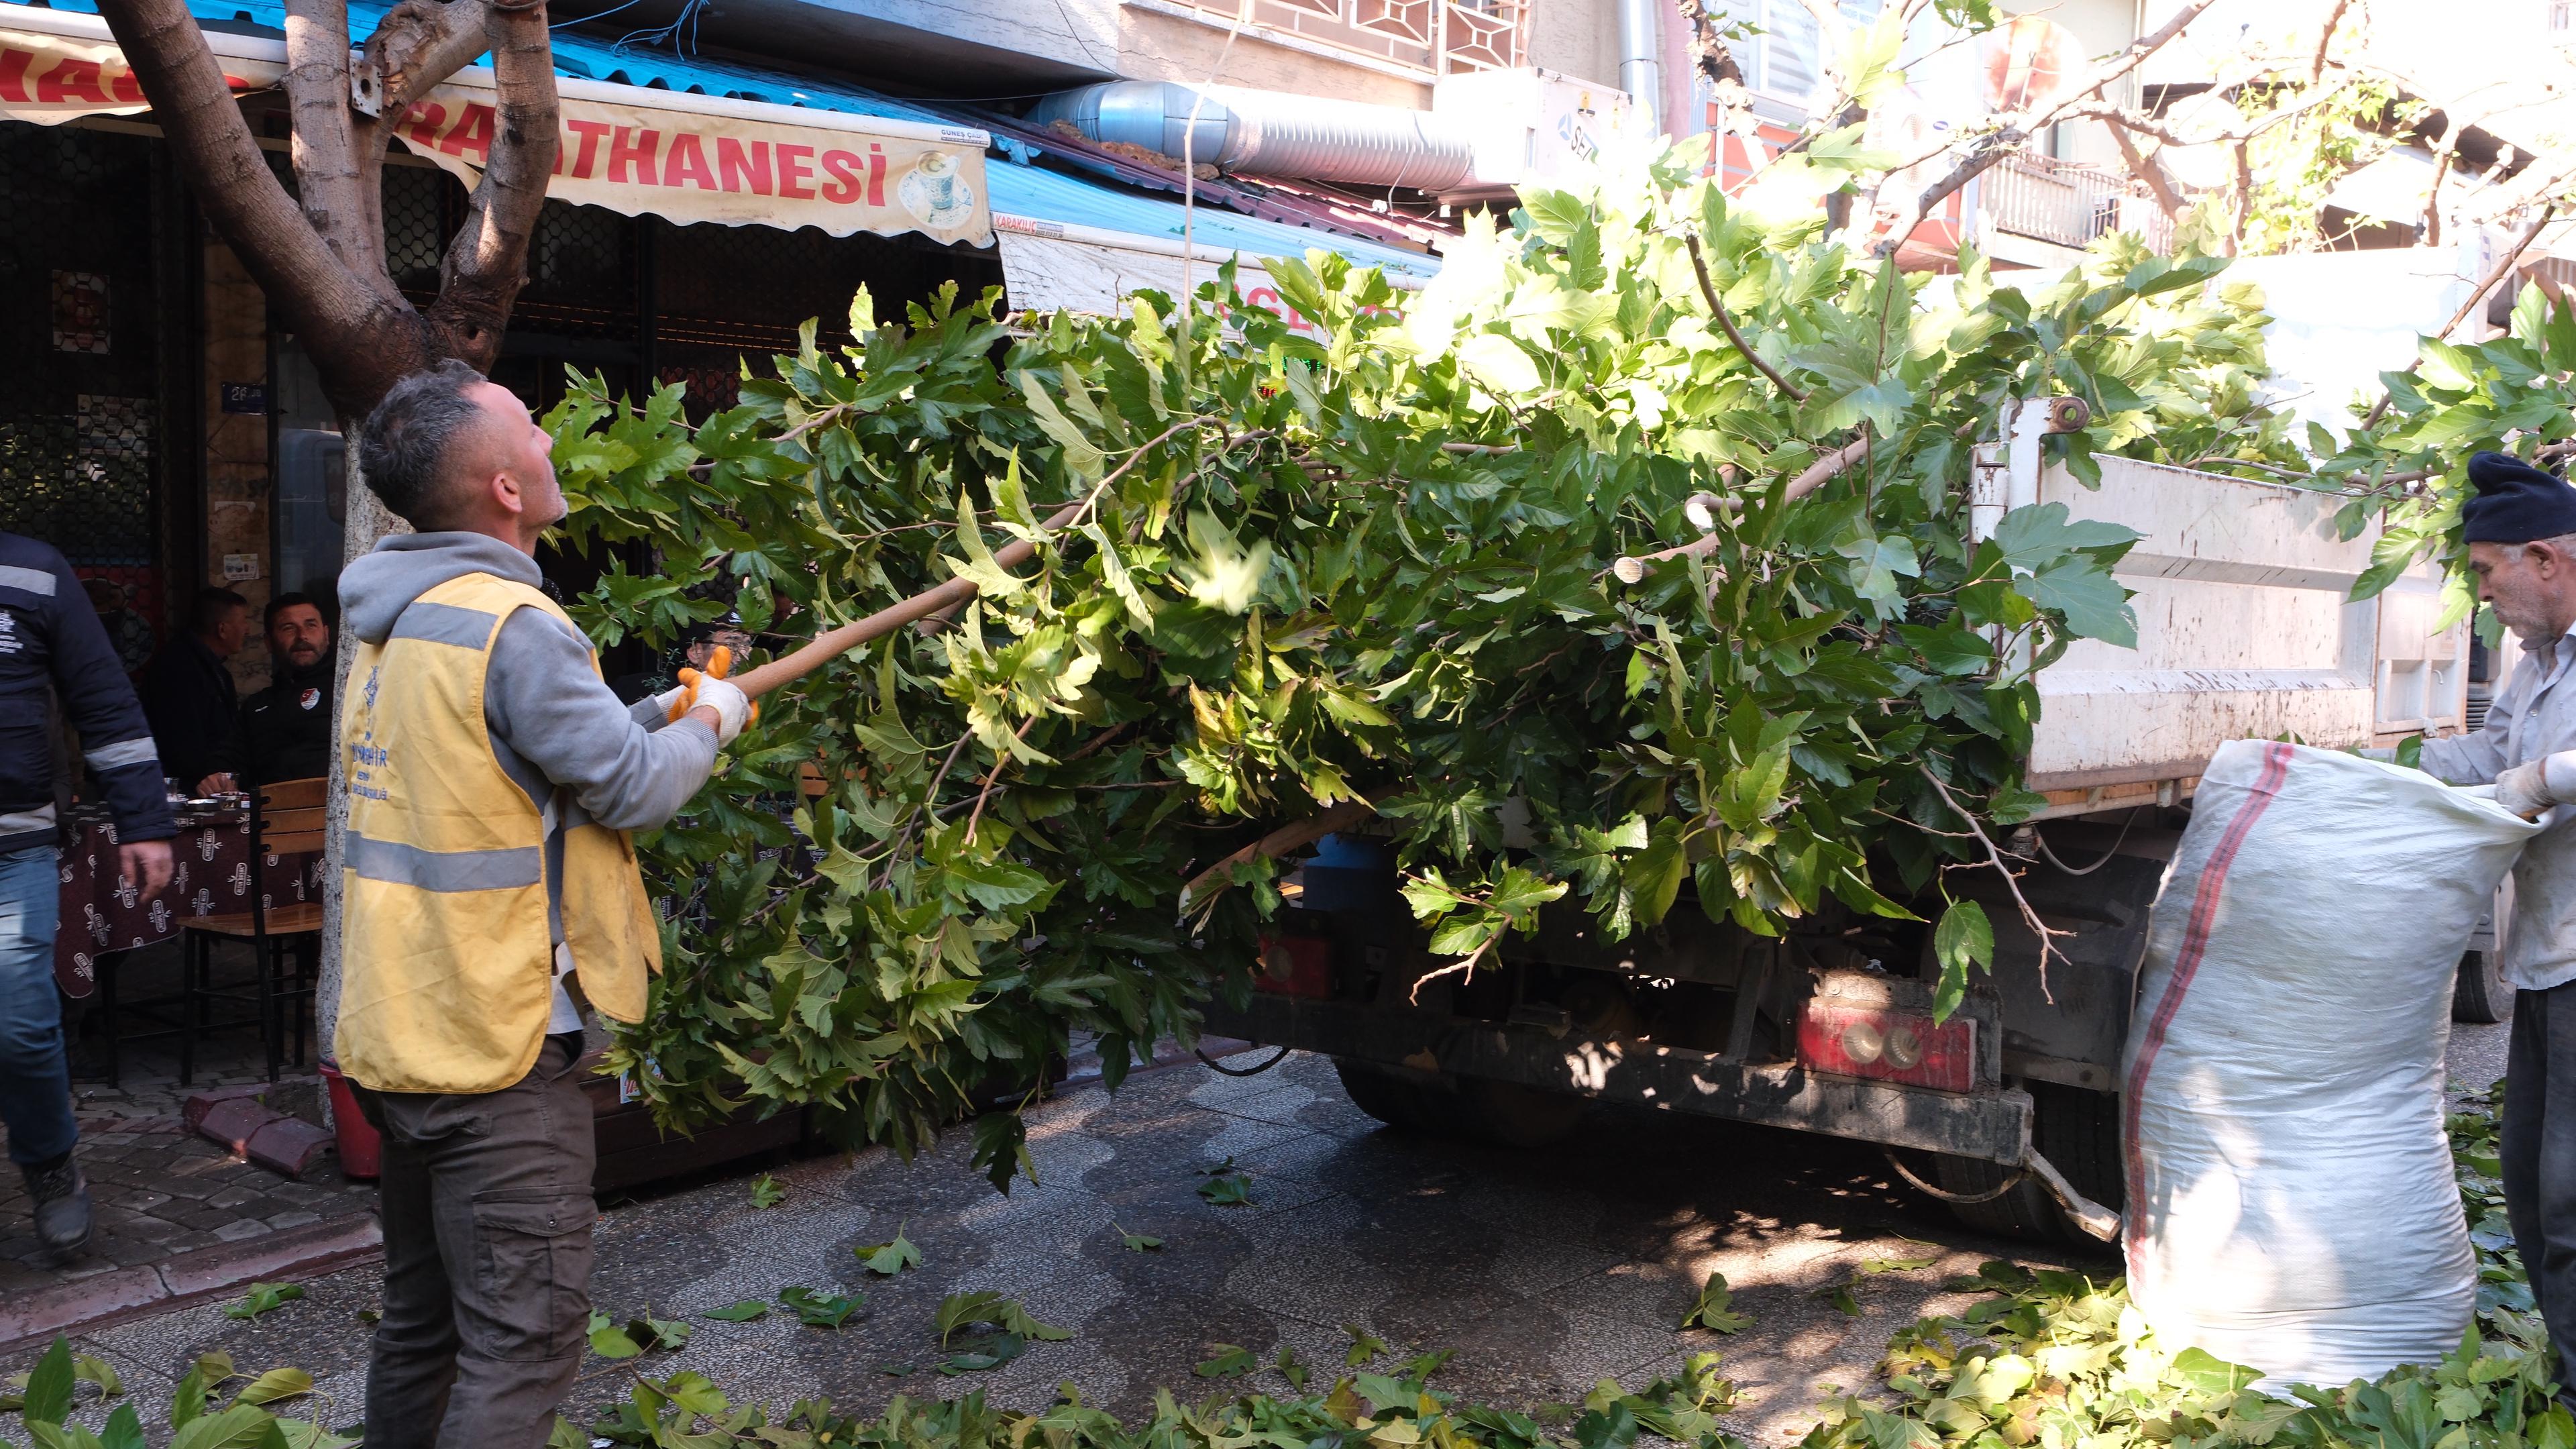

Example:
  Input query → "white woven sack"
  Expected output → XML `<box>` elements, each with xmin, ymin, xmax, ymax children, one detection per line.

<box><xmin>2122</xmin><ymin>740</ymin><xmax>2535</xmax><ymax>1387</ymax></box>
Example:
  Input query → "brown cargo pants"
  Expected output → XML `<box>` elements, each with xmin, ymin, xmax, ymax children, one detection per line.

<box><xmin>351</xmin><ymin>1032</ymin><xmax>595</xmax><ymax>1449</ymax></box>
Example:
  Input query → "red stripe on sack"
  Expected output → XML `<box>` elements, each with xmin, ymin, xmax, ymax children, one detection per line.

<box><xmin>2119</xmin><ymin>741</ymin><xmax>2294</xmax><ymax>1259</ymax></box>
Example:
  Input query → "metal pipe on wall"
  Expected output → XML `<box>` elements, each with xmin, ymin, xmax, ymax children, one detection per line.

<box><xmin>1617</xmin><ymin>0</ymin><xmax>1663</xmax><ymax>136</ymax></box>
<box><xmin>1026</xmin><ymin>80</ymin><xmax>1474</xmax><ymax>192</ymax></box>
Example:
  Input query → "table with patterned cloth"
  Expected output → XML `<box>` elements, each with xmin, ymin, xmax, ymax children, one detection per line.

<box><xmin>52</xmin><ymin>810</ymin><xmax>327</xmax><ymax>998</ymax></box>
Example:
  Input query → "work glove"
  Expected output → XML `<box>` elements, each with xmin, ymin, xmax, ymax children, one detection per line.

<box><xmin>2492</xmin><ymin>750</ymin><xmax>2576</xmax><ymax>820</ymax></box>
<box><xmin>2496</xmin><ymin>762</ymin><xmax>2552</xmax><ymax>820</ymax></box>
<box><xmin>678</xmin><ymin>673</ymin><xmax>753</xmax><ymax>747</ymax></box>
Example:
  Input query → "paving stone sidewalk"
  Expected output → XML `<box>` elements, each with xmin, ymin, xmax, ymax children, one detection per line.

<box><xmin>1</xmin><ymin>1049</ymin><xmax>2100</xmax><ymax>1448</ymax></box>
<box><xmin>1</xmin><ymin>944</ymin><xmax>376</xmax><ymax>1304</ymax></box>
<box><xmin>3</xmin><ymin>1022</ymin><xmax>2512</xmax><ymax>1448</ymax></box>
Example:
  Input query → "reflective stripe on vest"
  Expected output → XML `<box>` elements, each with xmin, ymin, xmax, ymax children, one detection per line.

<box><xmin>345</xmin><ymin>830</ymin><xmax>544</xmax><ymax>892</ymax></box>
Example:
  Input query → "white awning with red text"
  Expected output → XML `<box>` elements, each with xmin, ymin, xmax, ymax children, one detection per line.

<box><xmin>0</xmin><ymin>3</ymin><xmax>992</xmax><ymax>248</ymax></box>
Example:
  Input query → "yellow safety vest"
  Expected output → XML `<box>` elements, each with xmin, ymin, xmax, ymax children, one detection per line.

<box><xmin>333</xmin><ymin>571</ymin><xmax>661</xmax><ymax>1093</ymax></box>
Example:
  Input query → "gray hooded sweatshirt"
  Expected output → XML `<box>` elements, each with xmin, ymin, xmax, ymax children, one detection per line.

<box><xmin>337</xmin><ymin>532</ymin><xmax>717</xmax><ymax>1028</ymax></box>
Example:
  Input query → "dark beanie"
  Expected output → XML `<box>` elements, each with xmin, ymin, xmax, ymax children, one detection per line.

<box><xmin>2462</xmin><ymin>451</ymin><xmax>2576</xmax><ymax>543</ymax></box>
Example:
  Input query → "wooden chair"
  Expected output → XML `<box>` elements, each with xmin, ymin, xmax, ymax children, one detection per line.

<box><xmin>178</xmin><ymin>777</ymin><xmax>327</xmax><ymax>1084</ymax></box>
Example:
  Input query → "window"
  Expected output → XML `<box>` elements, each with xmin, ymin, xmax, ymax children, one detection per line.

<box><xmin>1714</xmin><ymin>0</ymin><xmax>1882</xmax><ymax>111</ymax></box>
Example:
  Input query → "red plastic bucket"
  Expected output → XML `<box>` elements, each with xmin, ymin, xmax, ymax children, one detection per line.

<box><xmin>317</xmin><ymin>1059</ymin><xmax>382</xmax><ymax>1180</ymax></box>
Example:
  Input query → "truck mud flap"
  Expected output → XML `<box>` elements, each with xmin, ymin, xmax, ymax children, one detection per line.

<box><xmin>1206</xmin><ymin>994</ymin><xmax>2033</xmax><ymax>1166</ymax></box>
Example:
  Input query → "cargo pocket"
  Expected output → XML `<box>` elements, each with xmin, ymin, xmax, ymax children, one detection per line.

<box><xmin>468</xmin><ymin>1190</ymin><xmax>596</xmax><ymax>1362</ymax></box>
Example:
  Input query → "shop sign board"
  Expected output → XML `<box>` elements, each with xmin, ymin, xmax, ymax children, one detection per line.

<box><xmin>0</xmin><ymin>3</ymin><xmax>993</xmax><ymax>248</ymax></box>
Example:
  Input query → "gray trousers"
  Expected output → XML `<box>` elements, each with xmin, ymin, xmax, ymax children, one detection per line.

<box><xmin>2506</xmin><ymin>980</ymin><xmax>2576</xmax><ymax>1393</ymax></box>
<box><xmin>352</xmin><ymin>1033</ymin><xmax>596</xmax><ymax>1449</ymax></box>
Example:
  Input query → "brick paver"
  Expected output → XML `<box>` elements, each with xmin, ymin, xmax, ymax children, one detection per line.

<box><xmin>1</xmin><ymin>944</ymin><xmax>374</xmax><ymax>1302</ymax></box>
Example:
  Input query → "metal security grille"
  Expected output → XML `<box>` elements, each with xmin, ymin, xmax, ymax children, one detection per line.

<box><xmin>383</xmin><ymin>162</ymin><xmax>452</xmax><ymax>301</ymax></box>
<box><xmin>521</xmin><ymin>199</ymin><xmax>639</xmax><ymax>337</ymax></box>
<box><xmin>0</xmin><ymin>122</ymin><xmax>161</xmax><ymax>567</ymax></box>
<box><xmin>653</xmin><ymin>220</ymin><xmax>998</xmax><ymax>415</ymax></box>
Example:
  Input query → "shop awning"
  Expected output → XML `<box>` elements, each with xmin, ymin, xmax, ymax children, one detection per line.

<box><xmin>985</xmin><ymin>158</ymin><xmax>1440</xmax><ymax>323</ymax></box>
<box><xmin>0</xmin><ymin>1</ymin><xmax>994</xmax><ymax>248</ymax></box>
<box><xmin>0</xmin><ymin>0</ymin><xmax>1443</xmax><ymax>314</ymax></box>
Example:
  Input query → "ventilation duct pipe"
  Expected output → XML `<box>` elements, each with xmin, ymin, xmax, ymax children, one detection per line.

<box><xmin>1025</xmin><ymin>80</ymin><xmax>1474</xmax><ymax>192</ymax></box>
<box><xmin>1617</xmin><ymin>0</ymin><xmax>1662</xmax><ymax>136</ymax></box>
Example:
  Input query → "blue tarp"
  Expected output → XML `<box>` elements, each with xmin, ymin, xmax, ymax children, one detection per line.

<box><xmin>38</xmin><ymin>0</ymin><xmax>1440</xmax><ymax>280</ymax></box>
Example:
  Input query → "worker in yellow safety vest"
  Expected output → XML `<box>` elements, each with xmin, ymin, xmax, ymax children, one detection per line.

<box><xmin>333</xmin><ymin>360</ymin><xmax>750</xmax><ymax>1449</ymax></box>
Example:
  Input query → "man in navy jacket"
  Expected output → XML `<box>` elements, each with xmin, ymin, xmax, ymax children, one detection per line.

<box><xmin>1</xmin><ymin>532</ymin><xmax>174</xmax><ymax>1257</ymax></box>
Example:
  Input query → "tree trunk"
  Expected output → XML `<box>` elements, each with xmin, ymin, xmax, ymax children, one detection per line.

<box><xmin>315</xmin><ymin>424</ymin><xmax>405</xmax><ymax>1074</ymax></box>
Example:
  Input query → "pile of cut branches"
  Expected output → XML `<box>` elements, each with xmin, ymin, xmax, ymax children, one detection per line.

<box><xmin>551</xmin><ymin>140</ymin><xmax>2292</xmax><ymax>1178</ymax></box>
<box><xmin>1803</xmin><ymin>1083</ymin><xmax>2565</xmax><ymax>1449</ymax></box>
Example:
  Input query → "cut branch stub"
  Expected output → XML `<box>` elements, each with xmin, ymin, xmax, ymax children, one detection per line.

<box><xmin>1177</xmin><ymin>800</ymin><xmax>1383</xmax><ymax>916</ymax></box>
<box><xmin>1609</xmin><ymin>439</ymin><xmax>1868</xmax><ymax>586</ymax></box>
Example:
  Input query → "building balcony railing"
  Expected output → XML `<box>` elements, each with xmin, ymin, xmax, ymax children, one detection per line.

<box><xmin>1984</xmin><ymin>152</ymin><xmax>2173</xmax><ymax>254</ymax></box>
<box><xmin>1161</xmin><ymin>0</ymin><xmax>1529</xmax><ymax>76</ymax></box>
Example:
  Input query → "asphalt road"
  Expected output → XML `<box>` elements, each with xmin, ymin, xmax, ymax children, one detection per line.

<box><xmin>5</xmin><ymin>1020</ymin><xmax>2513</xmax><ymax>1447</ymax></box>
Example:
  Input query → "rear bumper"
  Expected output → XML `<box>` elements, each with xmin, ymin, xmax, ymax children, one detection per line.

<box><xmin>1205</xmin><ymin>993</ymin><xmax>2034</xmax><ymax>1165</ymax></box>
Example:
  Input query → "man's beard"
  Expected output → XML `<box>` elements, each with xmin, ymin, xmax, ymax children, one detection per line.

<box><xmin>285</xmin><ymin>644</ymin><xmax>323</xmax><ymax>667</ymax></box>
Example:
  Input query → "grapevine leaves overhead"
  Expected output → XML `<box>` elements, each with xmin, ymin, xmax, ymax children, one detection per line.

<box><xmin>553</xmin><ymin>140</ymin><xmax>2288</xmax><ymax>1181</ymax></box>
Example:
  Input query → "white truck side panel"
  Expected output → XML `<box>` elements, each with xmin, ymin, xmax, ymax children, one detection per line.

<box><xmin>2024</xmin><ymin>455</ymin><xmax>2463</xmax><ymax>792</ymax></box>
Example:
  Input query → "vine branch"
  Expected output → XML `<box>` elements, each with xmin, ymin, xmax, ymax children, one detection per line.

<box><xmin>1919</xmin><ymin>765</ymin><xmax>2070</xmax><ymax>1000</ymax></box>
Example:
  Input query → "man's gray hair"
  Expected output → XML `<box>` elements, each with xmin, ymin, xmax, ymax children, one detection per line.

<box><xmin>358</xmin><ymin>360</ymin><xmax>488</xmax><ymax>530</ymax></box>
<box><xmin>2523</xmin><ymin>533</ymin><xmax>2576</xmax><ymax>559</ymax></box>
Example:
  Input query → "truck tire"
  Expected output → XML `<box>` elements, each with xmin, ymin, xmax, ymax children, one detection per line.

<box><xmin>1332</xmin><ymin>1059</ymin><xmax>1587</xmax><ymax>1146</ymax></box>
<box><xmin>1332</xmin><ymin>1059</ymin><xmax>1452</xmax><ymax>1134</ymax></box>
<box><xmin>1927</xmin><ymin>1082</ymin><xmax>2123</xmax><ymax>1246</ymax></box>
<box><xmin>2455</xmin><ymin>949</ymin><xmax>2514</xmax><ymax>1024</ymax></box>
<box><xmin>1452</xmin><ymin>1077</ymin><xmax>1587</xmax><ymax>1148</ymax></box>
<box><xmin>2455</xmin><ymin>879</ymin><xmax>2515</xmax><ymax>1024</ymax></box>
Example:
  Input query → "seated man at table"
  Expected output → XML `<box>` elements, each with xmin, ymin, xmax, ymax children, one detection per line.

<box><xmin>141</xmin><ymin>586</ymin><xmax>249</xmax><ymax>791</ymax></box>
<box><xmin>0</xmin><ymin>531</ymin><xmax>174</xmax><ymax>1258</ymax></box>
<box><xmin>198</xmin><ymin>592</ymin><xmax>336</xmax><ymax>792</ymax></box>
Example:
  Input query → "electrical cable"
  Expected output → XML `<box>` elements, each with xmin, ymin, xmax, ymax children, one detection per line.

<box><xmin>613</xmin><ymin>0</ymin><xmax>709</xmax><ymax>56</ymax></box>
<box><xmin>1178</xmin><ymin>0</ymin><xmax>1252</xmax><ymax>368</ymax></box>
<box><xmin>2029</xmin><ymin>806</ymin><xmax>2143</xmax><ymax>877</ymax></box>
<box><xmin>1197</xmin><ymin>1044</ymin><xmax>1293</xmax><ymax>1076</ymax></box>
<box><xmin>1883</xmin><ymin>1148</ymin><xmax>2028</xmax><ymax>1204</ymax></box>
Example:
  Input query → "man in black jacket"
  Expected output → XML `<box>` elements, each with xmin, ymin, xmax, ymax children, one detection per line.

<box><xmin>140</xmin><ymin>587</ymin><xmax>248</xmax><ymax>790</ymax></box>
<box><xmin>199</xmin><ymin>593</ymin><xmax>335</xmax><ymax>791</ymax></box>
<box><xmin>0</xmin><ymin>531</ymin><xmax>173</xmax><ymax>1257</ymax></box>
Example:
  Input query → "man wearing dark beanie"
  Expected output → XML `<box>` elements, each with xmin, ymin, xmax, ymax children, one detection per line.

<box><xmin>2418</xmin><ymin>447</ymin><xmax>2576</xmax><ymax>1394</ymax></box>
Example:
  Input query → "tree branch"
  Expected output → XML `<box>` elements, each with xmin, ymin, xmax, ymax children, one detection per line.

<box><xmin>1178</xmin><ymin>798</ymin><xmax>1381</xmax><ymax>916</ymax></box>
<box><xmin>2310</xmin><ymin>0</ymin><xmax>2351</xmax><ymax>85</ymax></box>
<box><xmin>358</xmin><ymin>0</ymin><xmax>491</xmax><ymax>127</ymax></box>
<box><xmin>2423</xmin><ymin>140</ymin><xmax>2455</xmax><ymax>247</ymax></box>
<box><xmin>422</xmin><ymin>0</ymin><xmax>559</xmax><ymax>372</ymax></box>
<box><xmin>99</xmin><ymin>0</ymin><xmax>415</xmax><ymax>417</ymax></box>
<box><xmin>2360</xmin><ymin>203</ymin><xmax>2557</xmax><ymax>429</ymax></box>
<box><xmin>1685</xmin><ymin>233</ymin><xmax>1806</xmax><ymax>402</ymax></box>
<box><xmin>2104</xmin><ymin>120</ymin><xmax>2184</xmax><ymax>221</ymax></box>
<box><xmin>1874</xmin><ymin>0</ymin><xmax>2220</xmax><ymax>258</ymax></box>
<box><xmin>282</xmin><ymin>0</ymin><xmax>383</xmax><ymax>287</ymax></box>
<box><xmin>730</xmin><ymin>417</ymin><xmax>1228</xmax><ymax>700</ymax></box>
<box><xmin>2229</xmin><ymin>140</ymin><xmax>2254</xmax><ymax>255</ymax></box>
<box><xmin>1609</xmin><ymin>435</ymin><xmax>1872</xmax><ymax>583</ymax></box>
<box><xmin>1919</xmin><ymin>765</ymin><xmax>2070</xmax><ymax>998</ymax></box>
<box><xmin>350</xmin><ymin>0</ymin><xmax>493</xmax><ymax>272</ymax></box>
<box><xmin>1785</xmin><ymin>433</ymin><xmax>1872</xmax><ymax>500</ymax></box>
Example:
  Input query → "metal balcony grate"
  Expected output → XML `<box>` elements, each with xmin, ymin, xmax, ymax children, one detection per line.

<box><xmin>1984</xmin><ymin>152</ymin><xmax>2172</xmax><ymax>254</ymax></box>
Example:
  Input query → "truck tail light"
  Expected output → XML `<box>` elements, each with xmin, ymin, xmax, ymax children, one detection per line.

<box><xmin>1796</xmin><ymin>1000</ymin><xmax>1976</xmax><ymax>1092</ymax></box>
<box><xmin>1255</xmin><ymin>934</ymin><xmax>1334</xmax><ymax>1000</ymax></box>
